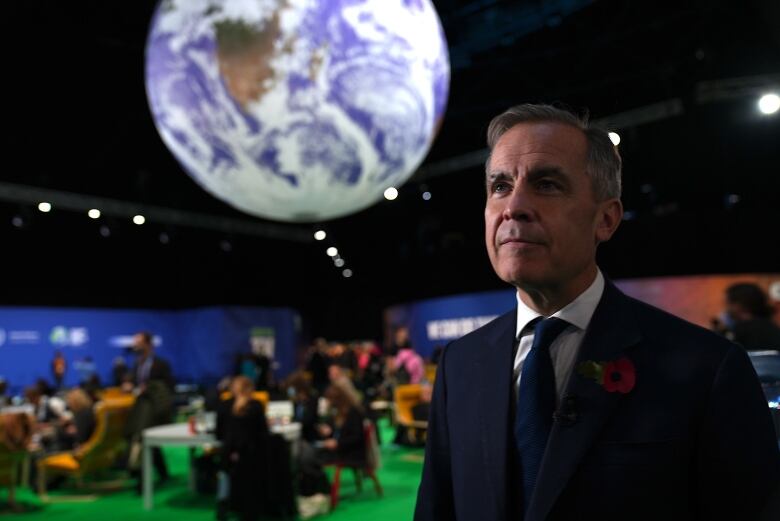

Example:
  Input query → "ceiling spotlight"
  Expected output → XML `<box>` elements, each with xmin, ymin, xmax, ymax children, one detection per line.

<box><xmin>11</xmin><ymin>216</ymin><xmax>24</xmax><ymax>228</ymax></box>
<box><xmin>314</xmin><ymin>230</ymin><xmax>327</xmax><ymax>241</ymax></box>
<box><xmin>99</xmin><ymin>225</ymin><xmax>111</xmax><ymax>238</ymax></box>
<box><xmin>334</xmin><ymin>258</ymin><xmax>345</xmax><ymax>267</ymax></box>
<box><xmin>133</xmin><ymin>215</ymin><xmax>146</xmax><ymax>225</ymax></box>
<box><xmin>326</xmin><ymin>247</ymin><xmax>338</xmax><ymax>257</ymax></box>
<box><xmin>342</xmin><ymin>268</ymin><xmax>353</xmax><ymax>278</ymax></box>
<box><xmin>38</xmin><ymin>202</ymin><xmax>52</xmax><ymax>213</ymax></box>
<box><xmin>758</xmin><ymin>93</ymin><xmax>780</xmax><ymax>115</ymax></box>
<box><xmin>422</xmin><ymin>191</ymin><xmax>432</xmax><ymax>201</ymax></box>
<box><xmin>159</xmin><ymin>232</ymin><xmax>170</xmax><ymax>244</ymax></box>
<box><xmin>88</xmin><ymin>209</ymin><xmax>101</xmax><ymax>219</ymax></box>
<box><xmin>608</xmin><ymin>132</ymin><xmax>621</xmax><ymax>146</ymax></box>
<box><xmin>384</xmin><ymin>187</ymin><xmax>399</xmax><ymax>201</ymax></box>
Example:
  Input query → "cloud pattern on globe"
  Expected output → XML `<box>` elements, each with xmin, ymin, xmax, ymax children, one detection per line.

<box><xmin>145</xmin><ymin>0</ymin><xmax>450</xmax><ymax>222</ymax></box>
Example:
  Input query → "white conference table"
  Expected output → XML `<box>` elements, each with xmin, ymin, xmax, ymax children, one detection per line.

<box><xmin>142</xmin><ymin>421</ymin><xmax>301</xmax><ymax>510</ymax></box>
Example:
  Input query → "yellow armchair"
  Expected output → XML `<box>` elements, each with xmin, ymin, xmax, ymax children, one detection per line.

<box><xmin>37</xmin><ymin>400</ymin><xmax>132</xmax><ymax>497</ymax></box>
<box><xmin>393</xmin><ymin>385</ymin><xmax>428</xmax><ymax>444</ymax></box>
<box><xmin>219</xmin><ymin>390</ymin><xmax>270</xmax><ymax>408</ymax></box>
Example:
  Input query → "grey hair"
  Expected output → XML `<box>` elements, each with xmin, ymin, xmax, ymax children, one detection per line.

<box><xmin>486</xmin><ymin>103</ymin><xmax>622</xmax><ymax>201</ymax></box>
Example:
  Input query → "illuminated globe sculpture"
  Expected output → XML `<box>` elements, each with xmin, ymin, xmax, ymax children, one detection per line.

<box><xmin>145</xmin><ymin>0</ymin><xmax>450</xmax><ymax>222</ymax></box>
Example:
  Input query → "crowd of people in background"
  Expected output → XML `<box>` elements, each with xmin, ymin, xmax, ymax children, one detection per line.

<box><xmin>1</xmin><ymin>282</ymin><xmax>778</xmax><ymax>517</ymax></box>
<box><xmin>0</xmin><ymin>323</ymin><xmax>436</xmax><ymax>519</ymax></box>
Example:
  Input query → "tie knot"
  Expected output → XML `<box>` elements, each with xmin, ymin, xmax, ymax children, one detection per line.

<box><xmin>531</xmin><ymin>317</ymin><xmax>570</xmax><ymax>351</ymax></box>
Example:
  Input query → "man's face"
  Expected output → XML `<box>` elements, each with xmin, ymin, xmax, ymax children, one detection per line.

<box><xmin>328</xmin><ymin>365</ymin><xmax>342</xmax><ymax>382</ymax></box>
<box><xmin>485</xmin><ymin>122</ymin><xmax>621</xmax><ymax>293</ymax></box>
<box><xmin>132</xmin><ymin>334</ymin><xmax>150</xmax><ymax>355</ymax></box>
<box><xmin>394</xmin><ymin>327</ymin><xmax>409</xmax><ymax>347</ymax></box>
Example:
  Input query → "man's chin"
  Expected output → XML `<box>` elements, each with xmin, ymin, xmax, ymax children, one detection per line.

<box><xmin>499</xmin><ymin>269</ymin><xmax>547</xmax><ymax>290</ymax></box>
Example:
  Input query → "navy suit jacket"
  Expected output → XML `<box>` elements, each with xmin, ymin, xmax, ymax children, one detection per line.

<box><xmin>415</xmin><ymin>281</ymin><xmax>780</xmax><ymax>521</ymax></box>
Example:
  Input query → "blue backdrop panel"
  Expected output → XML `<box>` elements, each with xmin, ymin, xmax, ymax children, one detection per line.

<box><xmin>0</xmin><ymin>306</ymin><xmax>300</xmax><ymax>394</ymax></box>
<box><xmin>175</xmin><ymin>307</ymin><xmax>300</xmax><ymax>385</ymax></box>
<box><xmin>384</xmin><ymin>289</ymin><xmax>516</xmax><ymax>358</ymax></box>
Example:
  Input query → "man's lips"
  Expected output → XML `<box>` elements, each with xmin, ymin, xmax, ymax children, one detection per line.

<box><xmin>499</xmin><ymin>238</ymin><xmax>543</xmax><ymax>246</ymax></box>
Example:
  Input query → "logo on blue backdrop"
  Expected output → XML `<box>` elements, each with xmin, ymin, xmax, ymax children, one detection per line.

<box><xmin>108</xmin><ymin>335</ymin><xmax>162</xmax><ymax>348</ymax></box>
<box><xmin>49</xmin><ymin>326</ymin><xmax>89</xmax><ymax>347</ymax></box>
<box><xmin>0</xmin><ymin>329</ymin><xmax>40</xmax><ymax>346</ymax></box>
<box><xmin>426</xmin><ymin>316</ymin><xmax>498</xmax><ymax>341</ymax></box>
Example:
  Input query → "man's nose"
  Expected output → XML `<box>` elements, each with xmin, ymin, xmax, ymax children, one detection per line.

<box><xmin>501</xmin><ymin>185</ymin><xmax>536</xmax><ymax>222</ymax></box>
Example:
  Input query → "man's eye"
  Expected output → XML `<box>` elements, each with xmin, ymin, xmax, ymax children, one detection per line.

<box><xmin>537</xmin><ymin>180</ymin><xmax>560</xmax><ymax>191</ymax></box>
<box><xmin>492</xmin><ymin>182</ymin><xmax>510</xmax><ymax>193</ymax></box>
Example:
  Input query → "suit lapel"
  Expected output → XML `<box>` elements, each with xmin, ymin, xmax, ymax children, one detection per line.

<box><xmin>477</xmin><ymin>309</ymin><xmax>517</xmax><ymax>520</ymax></box>
<box><xmin>527</xmin><ymin>281</ymin><xmax>642</xmax><ymax>521</ymax></box>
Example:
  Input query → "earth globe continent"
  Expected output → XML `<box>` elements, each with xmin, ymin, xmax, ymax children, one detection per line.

<box><xmin>145</xmin><ymin>0</ymin><xmax>450</xmax><ymax>222</ymax></box>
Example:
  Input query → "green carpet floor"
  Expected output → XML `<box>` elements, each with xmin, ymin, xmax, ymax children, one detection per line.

<box><xmin>0</xmin><ymin>421</ymin><xmax>424</xmax><ymax>520</ymax></box>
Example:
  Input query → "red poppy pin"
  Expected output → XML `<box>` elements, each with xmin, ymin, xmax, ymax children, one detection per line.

<box><xmin>577</xmin><ymin>356</ymin><xmax>636</xmax><ymax>394</ymax></box>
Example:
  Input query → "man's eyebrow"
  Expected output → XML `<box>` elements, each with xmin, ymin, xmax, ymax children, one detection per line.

<box><xmin>486</xmin><ymin>171</ymin><xmax>513</xmax><ymax>184</ymax></box>
<box><xmin>526</xmin><ymin>166</ymin><xmax>567</xmax><ymax>181</ymax></box>
<box><xmin>486</xmin><ymin>167</ymin><xmax>570</xmax><ymax>184</ymax></box>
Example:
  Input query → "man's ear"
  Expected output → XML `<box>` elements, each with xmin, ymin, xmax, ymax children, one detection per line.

<box><xmin>595</xmin><ymin>198</ymin><xmax>623</xmax><ymax>244</ymax></box>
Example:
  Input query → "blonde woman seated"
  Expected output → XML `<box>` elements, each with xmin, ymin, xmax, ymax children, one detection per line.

<box><xmin>57</xmin><ymin>388</ymin><xmax>96</xmax><ymax>450</ymax></box>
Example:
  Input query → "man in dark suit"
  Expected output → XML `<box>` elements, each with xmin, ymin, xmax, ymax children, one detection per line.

<box><xmin>415</xmin><ymin>104</ymin><xmax>780</xmax><ymax>521</ymax></box>
<box><xmin>126</xmin><ymin>331</ymin><xmax>174</xmax><ymax>486</ymax></box>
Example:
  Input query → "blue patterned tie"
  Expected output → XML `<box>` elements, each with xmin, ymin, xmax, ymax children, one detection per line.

<box><xmin>515</xmin><ymin>317</ymin><xmax>570</xmax><ymax>514</ymax></box>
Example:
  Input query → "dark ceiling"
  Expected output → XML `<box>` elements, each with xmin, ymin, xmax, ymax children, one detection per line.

<box><xmin>4</xmin><ymin>0</ymin><xmax>779</xmax><ymax>339</ymax></box>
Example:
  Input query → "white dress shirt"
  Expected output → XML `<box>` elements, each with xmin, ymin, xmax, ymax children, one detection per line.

<box><xmin>513</xmin><ymin>269</ymin><xmax>605</xmax><ymax>406</ymax></box>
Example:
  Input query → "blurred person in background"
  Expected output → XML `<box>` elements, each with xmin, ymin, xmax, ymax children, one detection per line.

<box><xmin>317</xmin><ymin>384</ymin><xmax>366</xmax><ymax>466</ymax></box>
<box><xmin>329</xmin><ymin>342</ymin><xmax>357</xmax><ymax>374</ymax></box>
<box><xmin>216</xmin><ymin>375</ymin><xmax>269</xmax><ymax>521</ymax></box>
<box><xmin>392</xmin><ymin>329</ymin><xmax>424</xmax><ymax>385</ymax></box>
<box><xmin>24</xmin><ymin>384</ymin><xmax>65</xmax><ymax>430</ymax></box>
<box><xmin>237</xmin><ymin>353</ymin><xmax>258</xmax><ymax>382</ymax></box>
<box><xmin>51</xmin><ymin>351</ymin><xmax>66</xmax><ymax>390</ymax></box>
<box><xmin>356</xmin><ymin>341</ymin><xmax>385</xmax><ymax>403</ymax></box>
<box><xmin>724</xmin><ymin>283</ymin><xmax>780</xmax><ymax>350</ymax></box>
<box><xmin>112</xmin><ymin>356</ymin><xmax>129</xmax><ymax>387</ymax></box>
<box><xmin>388</xmin><ymin>325</ymin><xmax>411</xmax><ymax>357</ymax></box>
<box><xmin>284</xmin><ymin>371</ymin><xmax>319</xmax><ymax>443</ymax></box>
<box><xmin>57</xmin><ymin>388</ymin><xmax>95</xmax><ymax>450</ymax></box>
<box><xmin>412</xmin><ymin>384</ymin><xmax>433</xmax><ymax>423</ymax></box>
<box><xmin>81</xmin><ymin>374</ymin><xmax>102</xmax><ymax>404</ymax></box>
<box><xmin>250</xmin><ymin>341</ymin><xmax>273</xmax><ymax>392</ymax></box>
<box><xmin>0</xmin><ymin>411</ymin><xmax>34</xmax><ymax>509</ymax></box>
<box><xmin>327</xmin><ymin>364</ymin><xmax>361</xmax><ymax>407</ymax></box>
<box><xmin>74</xmin><ymin>356</ymin><xmax>97</xmax><ymax>387</ymax></box>
<box><xmin>430</xmin><ymin>345</ymin><xmax>444</xmax><ymax>366</ymax></box>
<box><xmin>0</xmin><ymin>378</ymin><xmax>9</xmax><ymax>408</ymax></box>
<box><xmin>124</xmin><ymin>331</ymin><xmax>174</xmax><ymax>488</ymax></box>
<box><xmin>306</xmin><ymin>338</ymin><xmax>331</xmax><ymax>396</ymax></box>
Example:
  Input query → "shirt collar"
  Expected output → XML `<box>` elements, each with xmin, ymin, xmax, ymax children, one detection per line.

<box><xmin>515</xmin><ymin>269</ymin><xmax>605</xmax><ymax>338</ymax></box>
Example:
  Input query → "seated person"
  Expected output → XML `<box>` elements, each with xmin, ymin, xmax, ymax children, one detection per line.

<box><xmin>0</xmin><ymin>412</ymin><xmax>35</xmax><ymax>510</ymax></box>
<box><xmin>317</xmin><ymin>384</ymin><xmax>366</xmax><ymax>466</ymax></box>
<box><xmin>724</xmin><ymin>282</ymin><xmax>780</xmax><ymax>350</ymax></box>
<box><xmin>24</xmin><ymin>385</ymin><xmax>66</xmax><ymax>451</ymax></box>
<box><xmin>411</xmin><ymin>384</ymin><xmax>432</xmax><ymax>423</ymax></box>
<box><xmin>284</xmin><ymin>371</ymin><xmax>319</xmax><ymax>444</ymax></box>
<box><xmin>0</xmin><ymin>378</ymin><xmax>9</xmax><ymax>408</ymax></box>
<box><xmin>57</xmin><ymin>388</ymin><xmax>96</xmax><ymax>450</ymax></box>
<box><xmin>25</xmin><ymin>385</ymin><xmax>65</xmax><ymax>424</ymax></box>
